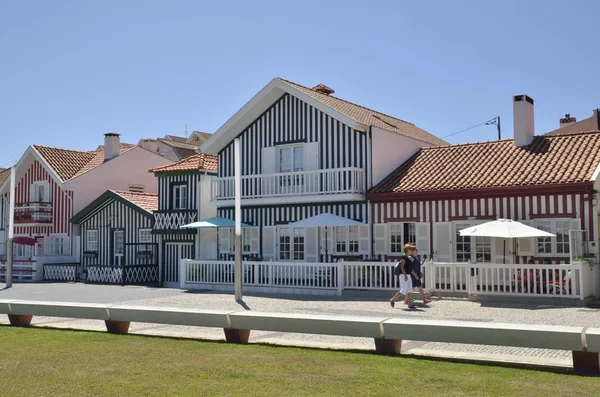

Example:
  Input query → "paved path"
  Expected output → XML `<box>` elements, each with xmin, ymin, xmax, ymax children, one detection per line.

<box><xmin>2</xmin><ymin>283</ymin><xmax>598</xmax><ymax>367</ymax></box>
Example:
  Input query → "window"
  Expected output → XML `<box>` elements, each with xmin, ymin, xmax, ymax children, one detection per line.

<box><xmin>335</xmin><ymin>227</ymin><xmax>346</xmax><ymax>253</ymax></box>
<box><xmin>242</xmin><ymin>228</ymin><xmax>251</xmax><ymax>252</ymax></box>
<box><xmin>279</xmin><ymin>146</ymin><xmax>304</xmax><ymax>173</ymax></box>
<box><xmin>279</xmin><ymin>227</ymin><xmax>305</xmax><ymax>261</ymax></box>
<box><xmin>475</xmin><ymin>237</ymin><xmax>492</xmax><ymax>263</ymax></box>
<box><xmin>86</xmin><ymin>230</ymin><xmax>98</xmax><ymax>251</ymax></box>
<box><xmin>221</xmin><ymin>228</ymin><xmax>254</xmax><ymax>253</ymax></box>
<box><xmin>535</xmin><ymin>219</ymin><xmax>573</xmax><ymax>256</ymax></box>
<box><xmin>129</xmin><ymin>184</ymin><xmax>145</xmax><ymax>193</ymax></box>
<box><xmin>173</xmin><ymin>185</ymin><xmax>187</xmax><ymax>209</ymax></box>
<box><xmin>139</xmin><ymin>229</ymin><xmax>152</xmax><ymax>243</ymax></box>
<box><xmin>48</xmin><ymin>234</ymin><xmax>70</xmax><ymax>256</ymax></box>
<box><xmin>536</xmin><ymin>220</ymin><xmax>552</xmax><ymax>254</ymax></box>
<box><xmin>348</xmin><ymin>226</ymin><xmax>359</xmax><ymax>253</ymax></box>
<box><xmin>31</xmin><ymin>181</ymin><xmax>49</xmax><ymax>202</ymax></box>
<box><xmin>455</xmin><ymin>224</ymin><xmax>471</xmax><ymax>262</ymax></box>
<box><xmin>389</xmin><ymin>223</ymin><xmax>416</xmax><ymax>253</ymax></box>
<box><xmin>555</xmin><ymin>221</ymin><xmax>570</xmax><ymax>254</ymax></box>
<box><xmin>455</xmin><ymin>223</ymin><xmax>490</xmax><ymax>263</ymax></box>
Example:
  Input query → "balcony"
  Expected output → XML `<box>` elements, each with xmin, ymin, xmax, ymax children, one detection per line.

<box><xmin>14</xmin><ymin>202</ymin><xmax>53</xmax><ymax>225</ymax></box>
<box><xmin>153</xmin><ymin>210</ymin><xmax>198</xmax><ymax>232</ymax></box>
<box><xmin>211</xmin><ymin>167</ymin><xmax>365</xmax><ymax>203</ymax></box>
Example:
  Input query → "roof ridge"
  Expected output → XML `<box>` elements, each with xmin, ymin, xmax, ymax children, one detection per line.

<box><xmin>277</xmin><ymin>77</ymin><xmax>416</xmax><ymax>127</ymax></box>
<box><xmin>33</xmin><ymin>144</ymin><xmax>98</xmax><ymax>154</ymax></box>
<box><xmin>113</xmin><ymin>190</ymin><xmax>158</xmax><ymax>197</ymax></box>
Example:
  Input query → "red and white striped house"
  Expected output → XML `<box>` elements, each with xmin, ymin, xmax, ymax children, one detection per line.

<box><xmin>367</xmin><ymin>95</ymin><xmax>600</xmax><ymax>265</ymax></box>
<box><xmin>0</xmin><ymin>133</ymin><xmax>173</xmax><ymax>281</ymax></box>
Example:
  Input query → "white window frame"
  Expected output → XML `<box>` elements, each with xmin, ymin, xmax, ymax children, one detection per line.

<box><xmin>86</xmin><ymin>230</ymin><xmax>98</xmax><ymax>252</ymax></box>
<box><xmin>173</xmin><ymin>185</ymin><xmax>188</xmax><ymax>210</ymax></box>
<box><xmin>453</xmin><ymin>222</ymin><xmax>492</xmax><ymax>263</ymax></box>
<box><xmin>333</xmin><ymin>226</ymin><xmax>360</xmax><ymax>254</ymax></box>
<box><xmin>221</xmin><ymin>227</ymin><xmax>256</xmax><ymax>254</ymax></box>
<box><xmin>139</xmin><ymin>228</ymin><xmax>152</xmax><ymax>244</ymax></box>
<box><xmin>278</xmin><ymin>144</ymin><xmax>305</xmax><ymax>173</ymax></box>
<box><xmin>278</xmin><ymin>227</ymin><xmax>305</xmax><ymax>261</ymax></box>
<box><xmin>389</xmin><ymin>222</ymin><xmax>416</xmax><ymax>254</ymax></box>
<box><xmin>30</xmin><ymin>181</ymin><xmax>50</xmax><ymax>203</ymax></box>
<box><xmin>47</xmin><ymin>233</ymin><xmax>70</xmax><ymax>256</ymax></box>
<box><xmin>534</xmin><ymin>218</ymin><xmax>572</xmax><ymax>257</ymax></box>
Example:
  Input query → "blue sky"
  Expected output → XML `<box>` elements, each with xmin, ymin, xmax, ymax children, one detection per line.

<box><xmin>1</xmin><ymin>0</ymin><xmax>599</xmax><ymax>168</ymax></box>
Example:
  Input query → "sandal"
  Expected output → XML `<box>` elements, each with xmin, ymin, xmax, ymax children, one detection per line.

<box><xmin>389</xmin><ymin>300</ymin><xmax>395</xmax><ymax>308</ymax></box>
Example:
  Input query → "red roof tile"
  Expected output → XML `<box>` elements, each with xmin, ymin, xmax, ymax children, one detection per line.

<box><xmin>113</xmin><ymin>190</ymin><xmax>158</xmax><ymax>213</ymax></box>
<box><xmin>150</xmin><ymin>153</ymin><xmax>218</xmax><ymax>174</ymax></box>
<box><xmin>278</xmin><ymin>78</ymin><xmax>447</xmax><ymax>147</ymax></box>
<box><xmin>164</xmin><ymin>135</ymin><xmax>188</xmax><ymax>144</ymax></box>
<box><xmin>369</xmin><ymin>131</ymin><xmax>600</xmax><ymax>194</ymax></box>
<box><xmin>0</xmin><ymin>168</ymin><xmax>10</xmax><ymax>187</ymax></box>
<box><xmin>157</xmin><ymin>139</ymin><xmax>199</xmax><ymax>160</ymax></box>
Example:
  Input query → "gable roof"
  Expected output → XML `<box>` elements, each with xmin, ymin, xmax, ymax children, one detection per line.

<box><xmin>150</xmin><ymin>153</ymin><xmax>217</xmax><ymax>174</ymax></box>
<box><xmin>543</xmin><ymin>109</ymin><xmax>600</xmax><ymax>136</ymax></box>
<box><xmin>202</xmin><ymin>77</ymin><xmax>446</xmax><ymax>154</ymax></box>
<box><xmin>0</xmin><ymin>167</ymin><xmax>10</xmax><ymax>188</ymax></box>
<box><xmin>164</xmin><ymin>135</ymin><xmax>188</xmax><ymax>144</ymax></box>
<box><xmin>369</xmin><ymin>131</ymin><xmax>600</xmax><ymax>195</ymax></box>
<box><xmin>71</xmin><ymin>189</ymin><xmax>158</xmax><ymax>224</ymax></box>
<box><xmin>33</xmin><ymin>143</ymin><xmax>136</xmax><ymax>182</ymax></box>
<box><xmin>279</xmin><ymin>78</ymin><xmax>447</xmax><ymax>147</ymax></box>
<box><xmin>157</xmin><ymin>138</ymin><xmax>199</xmax><ymax>160</ymax></box>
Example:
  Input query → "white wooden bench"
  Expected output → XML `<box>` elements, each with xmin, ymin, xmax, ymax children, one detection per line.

<box><xmin>0</xmin><ymin>299</ymin><xmax>598</xmax><ymax>375</ymax></box>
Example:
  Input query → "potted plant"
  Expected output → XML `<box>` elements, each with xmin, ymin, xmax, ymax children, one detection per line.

<box><xmin>83</xmin><ymin>250</ymin><xmax>98</xmax><ymax>259</ymax></box>
<box><xmin>136</xmin><ymin>250</ymin><xmax>153</xmax><ymax>260</ymax></box>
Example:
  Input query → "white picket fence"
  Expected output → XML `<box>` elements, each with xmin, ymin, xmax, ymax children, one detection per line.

<box><xmin>179</xmin><ymin>259</ymin><xmax>598</xmax><ymax>300</ymax></box>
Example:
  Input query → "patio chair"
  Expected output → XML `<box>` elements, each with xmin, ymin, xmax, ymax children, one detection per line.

<box><xmin>546</xmin><ymin>270</ymin><xmax>572</xmax><ymax>295</ymax></box>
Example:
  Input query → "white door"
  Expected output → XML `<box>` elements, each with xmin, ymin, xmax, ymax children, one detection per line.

<box><xmin>164</xmin><ymin>242</ymin><xmax>194</xmax><ymax>288</ymax></box>
<box><xmin>113</xmin><ymin>230</ymin><xmax>124</xmax><ymax>266</ymax></box>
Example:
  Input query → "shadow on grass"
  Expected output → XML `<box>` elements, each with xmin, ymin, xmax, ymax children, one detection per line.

<box><xmin>0</xmin><ymin>323</ymin><xmax>583</xmax><ymax>377</ymax></box>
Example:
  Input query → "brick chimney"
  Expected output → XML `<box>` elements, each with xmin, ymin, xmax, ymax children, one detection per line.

<box><xmin>104</xmin><ymin>133</ymin><xmax>121</xmax><ymax>162</ymax></box>
<box><xmin>559</xmin><ymin>113</ymin><xmax>577</xmax><ymax>129</ymax></box>
<box><xmin>513</xmin><ymin>94</ymin><xmax>535</xmax><ymax>147</ymax></box>
<box><xmin>311</xmin><ymin>84</ymin><xmax>335</xmax><ymax>95</ymax></box>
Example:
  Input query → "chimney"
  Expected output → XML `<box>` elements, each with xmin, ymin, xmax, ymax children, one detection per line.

<box><xmin>104</xmin><ymin>133</ymin><xmax>121</xmax><ymax>162</ymax></box>
<box><xmin>311</xmin><ymin>83</ymin><xmax>335</xmax><ymax>96</ymax></box>
<box><xmin>559</xmin><ymin>113</ymin><xmax>577</xmax><ymax>129</ymax></box>
<box><xmin>513</xmin><ymin>94</ymin><xmax>534</xmax><ymax>147</ymax></box>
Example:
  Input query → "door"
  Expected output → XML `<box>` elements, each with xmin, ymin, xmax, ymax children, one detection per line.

<box><xmin>163</xmin><ymin>242</ymin><xmax>194</xmax><ymax>288</ymax></box>
<box><xmin>113</xmin><ymin>230</ymin><xmax>124</xmax><ymax>266</ymax></box>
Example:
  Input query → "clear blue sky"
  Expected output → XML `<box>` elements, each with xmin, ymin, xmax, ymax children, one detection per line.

<box><xmin>1</xmin><ymin>0</ymin><xmax>599</xmax><ymax>168</ymax></box>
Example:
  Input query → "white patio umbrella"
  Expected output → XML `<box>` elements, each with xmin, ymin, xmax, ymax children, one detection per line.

<box><xmin>287</xmin><ymin>213</ymin><xmax>364</xmax><ymax>258</ymax></box>
<box><xmin>459</xmin><ymin>219</ymin><xmax>555</xmax><ymax>263</ymax></box>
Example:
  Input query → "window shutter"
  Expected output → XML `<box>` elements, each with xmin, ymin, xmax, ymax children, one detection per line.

<box><xmin>219</xmin><ymin>228</ymin><xmax>231</xmax><ymax>253</ymax></box>
<box><xmin>250</xmin><ymin>227</ymin><xmax>260</xmax><ymax>253</ymax></box>
<box><xmin>433</xmin><ymin>222</ymin><xmax>453</xmax><ymax>262</ymax></box>
<box><xmin>373</xmin><ymin>223</ymin><xmax>388</xmax><ymax>255</ymax></box>
<box><xmin>304</xmin><ymin>227</ymin><xmax>319</xmax><ymax>262</ymax></box>
<box><xmin>304</xmin><ymin>142</ymin><xmax>319</xmax><ymax>171</ymax></box>
<box><xmin>517</xmin><ymin>220</ymin><xmax>535</xmax><ymax>257</ymax></box>
<box><xmin>262</xmin><ymin>226</ymin><xmax>276</xmax><ymax>260</ymax></box>
<box><xmin>415</xmin><ymin>222</ymin><xmax>430</xmax><ymax>258</ymax></box>
<box><xmin>358</xmin><ymin>224</ymin><xmax>370</xmax><ymax>255</ymax></box>
<box><xmin>262</xmin><ymin>147</ymin><xmax>277</xmax><ymax>174</ymax></box>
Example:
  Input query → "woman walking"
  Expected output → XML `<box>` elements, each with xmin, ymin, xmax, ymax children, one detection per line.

<box><xmin>389</xmin><ymin>244</ymin><xmax>419</xmax><ymax>309</ymax></box>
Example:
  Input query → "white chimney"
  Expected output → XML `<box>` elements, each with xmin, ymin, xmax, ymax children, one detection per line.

<box><xmin>104</xmin><ymin>133</ymin><xmax>121</xmax><ymax>161</ymax></box>
<box><xmin>513</xmin><ymin>94</ymin><xmax>534</xmax><ymax>147</ymax></box>
<box><xmin>559</xmin><ymin>113</ymin><xmax>577</xmax><ymax>129</ymax></box>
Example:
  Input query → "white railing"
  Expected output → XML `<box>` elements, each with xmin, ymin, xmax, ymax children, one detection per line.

<box><xmin>181</xmin><ymin>260</ymin><xmax>342</xmax><ymax>295</ymax></box>
<box><xmin>14</xmin><ymin>202</ymin><xmax>52</xmax><ymax>223</ymax></box>
<box><xmin>180</xmin><ymin>259</ymin><xmax>597</xmax><ymax>301</ymax></box>
<box><xmin>0</xmin><ymin>260</ymin><xmax>37</xmax><ymax>282</ymax></box>
<box><xmin>211</xmin><ymin>167</ymin><xmax>365</xmax><ymax>200</ymax></box>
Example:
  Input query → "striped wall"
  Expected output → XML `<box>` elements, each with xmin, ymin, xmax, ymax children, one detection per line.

<box><xmin>77</xmin><ymin>197</ymin><xmax>157</xmax><ymax>268</ymax></box>
<box><xmin>218</xmin><ymin>202</ymin><xmax>368</xmax><ymax>227</ymax></box>
<box><xmin>13</xmin><ymin>160</ymin><xmax>73</xmax><ymax>237</ymax></box>
<box><xmin>157</xmin><ymin>173</ymin><xmax>199</xmax><ymax>211</ymax></box>
<box><xmin>217</xmin><ymin>93</ymin><xmax>370</xmax><ymax>180</ymax></box>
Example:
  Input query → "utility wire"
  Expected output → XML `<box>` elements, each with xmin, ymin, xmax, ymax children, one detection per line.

<box><xmin>442</xmin><ymin>117</ymin><xmax>498</xmax><ymax>139</ymax></box>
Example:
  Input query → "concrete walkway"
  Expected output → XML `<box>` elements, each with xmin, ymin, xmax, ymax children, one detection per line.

<box><xmin>2</xmin><ymin>283</ymin><xmax>598</xmax><ymax>367</ymax></box>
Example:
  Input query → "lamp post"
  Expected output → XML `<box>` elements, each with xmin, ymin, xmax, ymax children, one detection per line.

<box><xmin>234</xmin><ymin>138</ymin><xmax>242</xmax><ymax>301</ymax></box>
<box><xmin>6</xmin><ymin>169</ymin><xmax>15</xmax><ymax>288</ymax></box>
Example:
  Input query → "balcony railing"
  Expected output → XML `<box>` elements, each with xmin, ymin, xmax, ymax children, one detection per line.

<box><xmin>211</xmin><ymin>167</ymin><xmax>365</xmax><ymax>200</ymax></box>
<box><xmin>14</xmin><ymin>202</ymin><xmax>53</xmax><ymax>224</ymax></box>
<box><xmin>153</xmin><ymin>210</ymin><xmax>198</xmax><ymax>231</ymax></box>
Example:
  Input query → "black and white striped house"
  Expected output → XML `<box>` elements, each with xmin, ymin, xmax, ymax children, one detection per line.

<box><xmin>71</xmin><ymin>190</ymin><xmax>160</xmax><ymax>285</ymax></box>
<box><xmin>201</xmin><ymin>78</ymin><xmax>447</xmax><ymax>263</ymax></box>
<box><xmin>150</xmin><ymin>154</ymin><xmax>218</xmax><ymax>287</ymax></box>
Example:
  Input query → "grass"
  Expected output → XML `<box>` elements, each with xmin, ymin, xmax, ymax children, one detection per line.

<box><xmin>0</xmin><ymin>326</ymin><xmax>597</xmax><ymax>397</ymax></box>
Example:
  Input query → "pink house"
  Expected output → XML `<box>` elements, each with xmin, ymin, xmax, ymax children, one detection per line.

<box><xmin>0</xmin><ymin>133</ymin><xmax>173</xmax><ymax>281</ymax></box>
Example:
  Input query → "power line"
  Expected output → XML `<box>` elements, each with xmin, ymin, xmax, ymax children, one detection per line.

<box><xmin>441</xmin><ymin>117</ymin><xmax>499</xmax><ymax>139</ymax></box>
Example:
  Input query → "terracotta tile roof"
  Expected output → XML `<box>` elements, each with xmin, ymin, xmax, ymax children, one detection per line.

<box><xmin>197</xmin><ymin>131</ymin><xmax>212</xmax><ymax>141</ymax></box>
<box><xmin>278</xmin><ymin>78</ymin><xmax>447</xmax><ymax>147</ymax></box>
<box><xmin>544</xmin><ymin>109</ymin><xmax>600</xmax><ymax>136</ymax></box>
<box><xmin>150</xmin><ymin>153</ymin><xmax>218</xmax><ymax>174</ymax></box>
<box><xmin>164</xmin><ymin>135</ymin><xmax>188</xmax><ymax>143</ymax></box>
<box><xmin>34</xmin><ymin>143</ymin><xmax>136</xmax><ymax>182</ymax></box>
<box><xmin>0</xmin><ymin>168</ymin><xmax>10</xmax><ymax>187</ymax></box>
<box><xmin>369</xmin><ymin>131</ymin><xmax>600</xmax><ymax>194</ymax></box>
<box><xmin>157</xmin><ymin>138</ymin><xmax>199</xmax><ymax>160</ymax></box>
<box><xmin>113</xmin><ymin>190</ymin><xmax>158</xmax><ymax>213</ymax></box>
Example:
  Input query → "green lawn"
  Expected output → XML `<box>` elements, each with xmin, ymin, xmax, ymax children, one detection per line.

<box><xmin>0</xmin><ymin>326</ymin><xmax>597</xmax><ymax>396</ymax></box>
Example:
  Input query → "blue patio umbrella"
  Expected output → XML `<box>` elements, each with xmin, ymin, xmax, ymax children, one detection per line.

<box><xmin>181</xmin><ymin>216</ymin><xmax>252</xmax><ymax>259</ymax></box>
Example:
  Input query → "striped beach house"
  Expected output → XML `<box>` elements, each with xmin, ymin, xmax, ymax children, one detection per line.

<box><xmin>0</xmin><ymin>133</ymin><xmax>172</xmax><ymax>281</ymax></box>
<box><xmin>367</xmin><ymin>95</ymin><xmax>600</xmax><ymax>265</ymax></box>
<box><xmin>150</xmin><ymin>153</ymin><xmax>218</xmax><ymax>287</ymax></box>
<box><xmin>201</xmin><ymin>77</ymin><xmax>447</xmax><ymax>263</ymax></box>
<box><xmin>71</xmin><ymin>190</ymin><xmax>160</xmax><ymax>285</ymax></box>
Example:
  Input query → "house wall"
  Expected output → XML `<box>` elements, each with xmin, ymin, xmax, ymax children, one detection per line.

<box><xmin>370</xmin><ymin>187</ymin><xmax>596</xmax><ymax>264</ymax></box>
<box><xmin>217</xmin><ymin>93</ymin><xmax>370</xmax><ymax>185</ymax></box>
<box><xmin>78</xmin><ymin>198</ymin><xmax>157</xmax><ymax>268</ymax></box>
<box><xmin>65</xmin><ymin>147</ymin><xmax>173</xmax><ymax>215</ymax></box>
<box><xmin>371</xmin><ymin>126</ymin><xmax>432</xmax><ymax>187</ymax></box>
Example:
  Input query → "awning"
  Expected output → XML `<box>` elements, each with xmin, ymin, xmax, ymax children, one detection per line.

<box><xmin>287</xmin><ymin>213</ymin><xmax>364</xmax><ymax>227</ymax></box>
<box><xmin>459</xmin><ymin>219</ymin><xmax>555</xmax><ymax>238</ymax></box>
<box><xmin>181</xmin><ymin>216</ymin><xmax>252</xmax><ymax>229</ymax></box>
<box><xmin>13</xmin><ymin>236</ymin><xmax>37</xmax><ymax>246</ymax></box>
